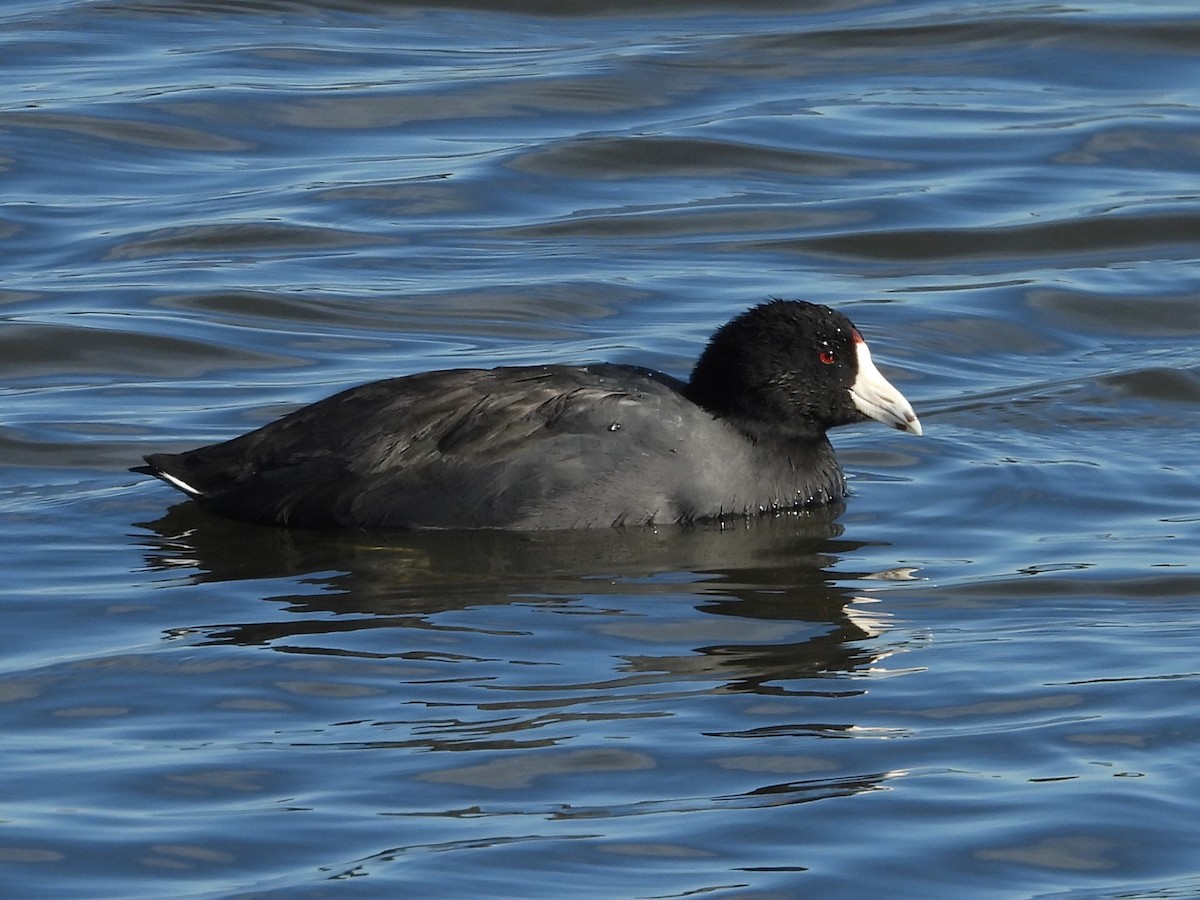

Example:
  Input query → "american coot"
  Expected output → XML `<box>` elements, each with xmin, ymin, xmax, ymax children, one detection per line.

<box><xmin>133</xmin><ymin>300</ymin><xmax>921</xmax><ymax>530</ymax></box>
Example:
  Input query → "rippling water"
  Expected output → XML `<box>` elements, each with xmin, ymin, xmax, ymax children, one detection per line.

<box><xmin>3</xmin><ymin>0</ymin><xmax>1200</xmax><ymax>897</ymax></box>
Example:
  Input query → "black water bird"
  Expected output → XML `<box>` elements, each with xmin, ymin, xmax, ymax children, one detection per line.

<box><xmin>133</xmin><ymin>300</ymin><xmax>921</xmax><ymax>529</ymax></box>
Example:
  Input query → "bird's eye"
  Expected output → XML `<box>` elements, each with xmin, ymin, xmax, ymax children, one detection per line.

<box><xmin>819</xmin><ymin>349</ymin><xmax>836</xmax><ymax>365</ymax></box>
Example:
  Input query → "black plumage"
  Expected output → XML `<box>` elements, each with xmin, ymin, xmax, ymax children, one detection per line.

<box><xmin>133</xmin><ymin>300</ymin><xmax>921</xmax><ymax>530</ymax></box>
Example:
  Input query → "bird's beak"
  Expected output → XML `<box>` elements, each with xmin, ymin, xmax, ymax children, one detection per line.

<box><xmin>849</xmin><ymin>338</ymin><xmax>922</xmax><ymax>436</ymax></box>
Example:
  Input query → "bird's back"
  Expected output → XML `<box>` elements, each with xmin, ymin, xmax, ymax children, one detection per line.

<box><xmin>138</xmin><ymin>363</ymin><xmax>844</xmax><ymax>529</ymax></box>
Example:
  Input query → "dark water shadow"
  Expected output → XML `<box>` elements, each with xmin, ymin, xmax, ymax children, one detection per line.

<box><xmin>133</xmin><ymin>501</ymin><xmax>896</xmax><ymax>684</ymax></box>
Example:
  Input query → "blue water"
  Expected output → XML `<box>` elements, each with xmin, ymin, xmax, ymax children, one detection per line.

<box><xmin>2</xmin><ymin>0</ymin><xmax>1200</xmax><ymax>897</ymax></box>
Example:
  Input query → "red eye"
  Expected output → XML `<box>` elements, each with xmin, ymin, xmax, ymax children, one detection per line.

<box><xmin>819</xmin><ymin>349</ymin><xmax>836</xmax><ymax>365</ymax></box>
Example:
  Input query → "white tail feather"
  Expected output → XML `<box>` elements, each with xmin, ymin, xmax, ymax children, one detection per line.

<box><xmin>157</xmin><ymin>470</ymin><xmax>203</xmax><ymax>497</ymax></box>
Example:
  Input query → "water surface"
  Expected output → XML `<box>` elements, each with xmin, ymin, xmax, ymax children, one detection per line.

<box><xmin>2</xmin><ymin>0</ymin><xmax>1200</xmax><ymax>897</ymax></box>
